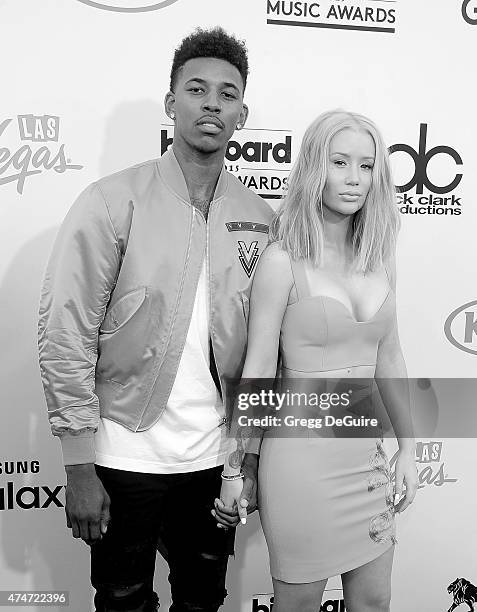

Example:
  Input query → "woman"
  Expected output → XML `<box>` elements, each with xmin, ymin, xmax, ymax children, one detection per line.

<box><xmin>217</xmin><ymin>110</ymin><xmax>418</xmax><ymax>612</ymax></box>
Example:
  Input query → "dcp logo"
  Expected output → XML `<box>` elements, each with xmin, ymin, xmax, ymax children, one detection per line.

<box><xmin>75</xmin><ymin>0</ymin><xmax>180</xmax><ymax>12</ymax></box>
<box><xmin>462</xmin><ymin>0</ymin><xmax>477</xmax><ymax>24</ymax></box>
<box><xmin>444</xmin><ymin>300</ymin><xmax>477</xmax><ymax>356</ymax></box>
<box><xmin>389</xmin><ymin>123</ymin><xmax>463</xmax><ymax>194</ymax></box>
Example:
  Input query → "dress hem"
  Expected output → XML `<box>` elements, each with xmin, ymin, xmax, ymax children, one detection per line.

<box><xmin>270</xmin><ymin>541</ymin><xmax>395</xmax><ymax>584</ymax></box>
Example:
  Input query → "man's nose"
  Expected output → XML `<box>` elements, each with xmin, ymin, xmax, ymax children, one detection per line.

<box><xmin>202</xmin><ymin>90</ymin><xmax>221</xmax><ymax>113</ymax></box>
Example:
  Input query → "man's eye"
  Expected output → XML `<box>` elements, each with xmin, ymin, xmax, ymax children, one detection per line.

<box><xmin>223</xmin><ymin>92</ymin><xmax>237</xmax><ymax>100</ymax></box>
<box><xmin>189</xmin><ymin>87</ymin><xmax>203</xmax><ymax>93</ymax></box>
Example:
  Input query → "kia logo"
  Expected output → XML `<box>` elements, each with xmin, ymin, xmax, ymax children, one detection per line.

<box><xmin>462</xmin><ymin>0</ymin><xmax>477</xmax><ymax>24</ymax></box>
<box><xmin>444</xmin><ymin>300</ymin><xmax>477</xmax><ymax>355</ymax></box>
<box><xmin>76</xmin><ymin>0</ymin><xmax>180</xmax><ymax>12</ymax></box>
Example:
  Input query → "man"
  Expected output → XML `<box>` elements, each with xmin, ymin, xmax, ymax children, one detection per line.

<box><xmin>38</xmin><ymin>27</ymin><xmax>273</xmax><ymax>612</ymax></box>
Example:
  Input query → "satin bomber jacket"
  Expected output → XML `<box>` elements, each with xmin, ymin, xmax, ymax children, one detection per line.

<box><xmin>38</xmin><ymin>150</ymin><xmax>273</xmax><ymax>465</ymax></box>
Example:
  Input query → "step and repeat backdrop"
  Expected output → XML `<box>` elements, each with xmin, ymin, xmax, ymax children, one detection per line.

<box><xmin>1</xmin><ymin>0</ymin><xmax>476</xmax><ymax>610</ymax></box>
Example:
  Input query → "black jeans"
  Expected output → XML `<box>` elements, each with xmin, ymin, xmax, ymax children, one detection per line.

<box><xmin>91</xmin><ymin>465</ymin><xmax>235</xmax><ymax>612</ymax></box>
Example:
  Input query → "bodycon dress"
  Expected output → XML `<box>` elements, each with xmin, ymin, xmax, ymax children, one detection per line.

<box><xmin>258</xmin><ymin>257</ymin><xmax>396</xmax><ymax>583</ymax></box>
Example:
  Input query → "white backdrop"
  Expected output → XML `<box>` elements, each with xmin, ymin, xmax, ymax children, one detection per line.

<box><xmin>1</xmin><ymin>1</ymin><xmax>476</xmax><ymax>610</ymax></box>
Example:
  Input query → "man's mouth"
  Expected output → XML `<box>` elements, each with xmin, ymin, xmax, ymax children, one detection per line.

<box><xmin>197</xmin><ymin>116</ymin><xmax>224</xmax><ymax>132</ymax></box>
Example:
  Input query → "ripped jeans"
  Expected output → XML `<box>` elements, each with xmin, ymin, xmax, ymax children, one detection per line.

<box><xmin>91</xmin><ymin>465</ymin><xmax>235</xmax><ymax>612</ymax></box>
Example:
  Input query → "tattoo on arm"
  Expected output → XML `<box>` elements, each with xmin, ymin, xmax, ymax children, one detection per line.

<box><xmin>229</xmin><ymin>431</ymin><xmax>245</xmax><ymax>468</ymax></box>
<box><xmin>228</xmin><ymin>425</ymin><xmax>255</xmax><ymax>469</ymax></box>
<box><xmin>228</xmin><ymin>448</ymin><xmax>244</xmax><ymax>469</ymax></box>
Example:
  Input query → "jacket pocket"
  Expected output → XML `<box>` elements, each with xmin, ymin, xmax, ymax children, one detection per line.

<box><xmin>100</xmin><ymin>287</ymin><xmax>147</xmax><ymax>334</ymax></box>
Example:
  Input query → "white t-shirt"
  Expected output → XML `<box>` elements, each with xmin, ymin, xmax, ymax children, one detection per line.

<box><xmin>94</xmin><ymin>259</ymin><xmax>228</xmax><ymax>473</ymax></box>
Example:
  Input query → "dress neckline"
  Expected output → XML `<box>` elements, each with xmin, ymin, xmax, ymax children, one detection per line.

<box><xmin>288</xmin><ymin>290</ymin><xmax>393</xmax><ymax>324</ymax></box>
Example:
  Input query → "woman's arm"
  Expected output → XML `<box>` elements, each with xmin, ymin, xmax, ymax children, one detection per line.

<box><xmin>225</xmin><ymin>242</ymin><xmax>293</xmax><ymax>470</ymax></box>
<box><xmin>375</xmin><ymin>258</ymin><xmax>417</xmax><ymax>513</ymax></box>
<box><xmin>213</xmin><ymin>243</ymin><xmax>293</xmax><ymax>526</ymax></box>
<box><xmin>375</xmin><ymin>317</ymin><xmax>414</xmax><ymax>447</ymax></box>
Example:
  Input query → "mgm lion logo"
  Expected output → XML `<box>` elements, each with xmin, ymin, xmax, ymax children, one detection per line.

<box><xmin>447</xmin><ymin>578</ymin><xmax>477</xmax><ymax>611</ymax></box>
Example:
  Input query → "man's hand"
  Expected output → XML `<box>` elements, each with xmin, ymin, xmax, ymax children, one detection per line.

<box><xmin>213</xmin><ymin>479</ymin><xmax>242</xmax><ymax>528</ymax></box>
<box><xmin>65</xmin><ymin>464</ymin><xmax>110</xmax><ymax>546</ymax></box>
<box><xmin>212</xmin><ymin>453</ymin><xmax>258</xmax><ymax>528</ymax></box>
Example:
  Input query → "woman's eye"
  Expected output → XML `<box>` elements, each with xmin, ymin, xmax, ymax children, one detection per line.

<box><xmin>362</xmin><ymin>164</ymin><xmax>374</xmax><ymax>170</ymax></box>
<box><xmin>334</xmin><ymin>160</ymin><xmax>345</xmax><ymax>166</ymax></box>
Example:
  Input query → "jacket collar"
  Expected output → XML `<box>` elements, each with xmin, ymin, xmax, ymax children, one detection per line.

<box><xmin>158</xmin><ymin>148</ymin><xmax>228</xmax><ymax>203</ymax></box>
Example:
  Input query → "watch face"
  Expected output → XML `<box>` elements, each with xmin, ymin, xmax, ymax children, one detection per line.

<box><xmin>75</xmin><ymin>0</ymin><xmax>180</xmax><ymax>12</ymax></box>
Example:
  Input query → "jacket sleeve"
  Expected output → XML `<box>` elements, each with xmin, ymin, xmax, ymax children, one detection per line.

<box><xmin>38</xmin><ymin>183</ymin><xmax>121</xmax><ymax>466</ymax></box>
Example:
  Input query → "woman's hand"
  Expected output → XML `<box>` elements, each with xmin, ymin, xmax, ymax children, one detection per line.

<box><xmin>211</xmin><ymin>479</ymin><xmax>243</xmax><ymax>529</ymax></box>
<box><xmin>393</xmin><ymin>448</ymin><xmax>418</xmax><ymax>513</ymax></box>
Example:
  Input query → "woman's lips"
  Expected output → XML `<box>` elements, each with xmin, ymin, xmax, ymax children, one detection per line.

<box><xmin>340</xmin><ymin>193</ymin><xmax>362</xmax><ymax>201</ymax></box>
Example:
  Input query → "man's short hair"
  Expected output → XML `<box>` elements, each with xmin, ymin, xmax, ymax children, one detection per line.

<box><xmin>170</xmin><ymin>27</ymin><xmax>249</xmax><ymax>92</ymax></box>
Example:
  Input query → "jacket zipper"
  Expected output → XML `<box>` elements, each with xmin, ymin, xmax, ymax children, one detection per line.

<box><xmin>207</xmin><ymin>201</ymin><xmax>227</xmax><ymax>426</ymax></box>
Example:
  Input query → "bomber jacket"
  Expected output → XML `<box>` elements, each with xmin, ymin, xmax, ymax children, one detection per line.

<box><xmin>38</xmin><ymin>149</ymin><xmax>273</xmax><ymax>465</ymax></box>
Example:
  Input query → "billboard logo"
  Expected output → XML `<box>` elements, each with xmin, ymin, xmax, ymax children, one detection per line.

<box><xmin>252</xmin><ymin>590</ymin><xmax>345</xmax><ymax>611</ymax></box>
<box><xmin>75</xmin><ymin>0</ymin><xmax>180</xmax><ymax>12</ymax></box>
<box><xmin>160</xmin><ymin>125</ymin><xmax>292</xmax><ymax>203</ymax></box>
<box><xmin>389</xmin><ymin>124</ymin><xmax>463</xmax><ymax>216</ymax></box>
<box><xmin>462</xmin><ymin>0</ymin><xmax>477</xmax><ymax>24</ymax></box>
<box><xmin>444</xmin><ymin>300</ymin><xmax>477</xmax><ymax>356</ymax></box>
<box><xmin>0</xmin><ymin>115</ymin><xmax>83</xmax><ymax>195</ymax></box>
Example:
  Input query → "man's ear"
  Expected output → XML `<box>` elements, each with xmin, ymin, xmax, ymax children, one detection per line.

<box><xmin>239</xmin><ymin>103</ymin><xmax>249</xmax><ymax>129</ymax></box>
<box><xmin>164</xmin><ymin>91</ymin><xmax>176</xmax><ymax>119</ymax></box>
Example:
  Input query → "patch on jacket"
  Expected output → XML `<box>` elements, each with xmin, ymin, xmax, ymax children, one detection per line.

<box><xmin>226</xmin><ymin>221</ymin><xmax>268</xmax><ymax>233</ymax></box>
<box><xmin>238</xmin><ymin>240</ymin><xmax>260</xmax><ymax>278</ymax></box>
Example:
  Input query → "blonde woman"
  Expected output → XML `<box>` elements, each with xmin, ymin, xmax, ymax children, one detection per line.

<box><xmin>215</xmin><ymin>110</ymin><xmax>418</xmax><ymax>612</ymax></box>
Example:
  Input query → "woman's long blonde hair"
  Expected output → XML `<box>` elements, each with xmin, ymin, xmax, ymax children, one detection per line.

<box><xmin>269</xmin><ymin>110</ymin><xmax>400</xmax><ymax>272</ymax></box>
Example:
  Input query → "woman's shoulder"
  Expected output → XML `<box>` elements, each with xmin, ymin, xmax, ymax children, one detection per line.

<box><xmin>255</xmin><ymin>241</ymin><xmax>294</xmax><ymax>285</ymax></box>
<box><xmin>263</xmin><ymin>240</ymin><xmax>290</xmax><ymax>259</ymax></box>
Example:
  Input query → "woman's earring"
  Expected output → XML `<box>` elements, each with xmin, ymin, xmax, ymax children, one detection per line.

<box><xmin>236</xmin><ymin>123</ymin><xmax>243</xmax><ymax>130</ymax></box>
<box><xmin>170</xmin><ymin>112</ymin><xmax>176</xmax><ymax>120</ymax></box>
